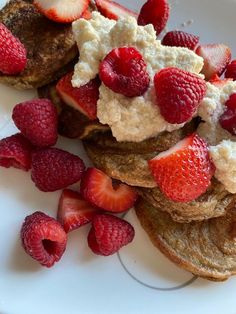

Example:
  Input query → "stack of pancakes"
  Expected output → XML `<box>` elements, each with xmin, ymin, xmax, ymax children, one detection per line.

<box><xmin>2</xmin><ymin>0</ymin><xmax>236</xmax><ymax>281</ymax></box>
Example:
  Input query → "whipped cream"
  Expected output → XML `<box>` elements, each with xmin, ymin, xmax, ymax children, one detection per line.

<box><xmin>72</xmin><ymin>12</ymin><xmax>204</xmax><ymax>142</ymax></box>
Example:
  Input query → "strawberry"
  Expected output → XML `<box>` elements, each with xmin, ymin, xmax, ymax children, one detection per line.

<box><xmin>99</xmin><ymin>47</ymin><xmax>150</xmax><ymax>97</ymax></box>
<box><xmin>0</xmin><ymin>133</ymin><xmax>33</xmax><ymax>171</ymax></box>
<box><xmin>95</xmin><ymin>0</ymin><xmax>138</xmax><ymax>20</ymax></box>
<box><xmin>154</xmin><ymin>67</ymin><xmax>207</xmax><ymax>124</ymax></box>
<box><xmin>80</xmin><ymin>168</ymin><xmax>138</xmax><ymax>213</ymax></box>
<box><xmin>56</xmin><ymin>73</ymin><xmax>100</xmax><ymax>120</ymax></box>
<box><xmin>33</xmin><ymin>0</ymin><xmax>89</xmax><ymax>23</ymax></box>
<box><xmin>57</xmin><ymin>189</ymin><xmax>100</xmax><ymax>233</ymax></box>
<box><xmin>162</xmin><ymin>30</ymin><xmax>199</xmax><ymax>51</ymax></box>
<box><xmin>81</xmin><ymin>9</ymin><xmax>92</xmax><ymax>20</ymax></box>
<box><xmin>196</xmin><ymin>44</ymin><xmax>231</xmax><ymax>80</ymax></box>
<box><xmin>209</xmin><ymin>74</ymin><xmax>233</xmax><ymax>88</ymax></box>
<box><xmin>219</xmin><ymin>93</ymin><xmax>236</xmax><ymax>135</ymax></box>
<box><xmin>148</xmin><ymin>133</ymin><xmax>215</xmax><ymax>202</ymax></box>
<box><xmin>31</xmin><ymin>148</ymin><xmax>85</xmax><ymax>192</ymax></box>
<box><xmin>88</xmin><ymin>214</ymin><xmax>135</xmax><ymax>256</ymax></box>
<box><xmin>0</xmin><ymin>23</ymin><xmax>27</xmax><ymax>75</ymax></box>
<box><xmin>12</xmin><ymin>99</ymin><xmax>58</xmax><ymax>148</ymax></box>
<box><xmin>138</xmin><ymin>0</ymin><xmax>170</xmax><ymax>35</ymax></box>
<box><xmin>225</xmin><ymin>60</ymin><xmax>236</xmax><ymax>80</ymax></box>
<box><xmin>21</xmin><ymin>211</ymin><xmax>67</xmax><ymax>267</ymax></box>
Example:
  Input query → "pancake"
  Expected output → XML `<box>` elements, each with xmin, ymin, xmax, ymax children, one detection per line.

<box><xmin>137</xmin><ymin>179</ymin><xmax>235</xmax><ymax>222</ymax></box>
<box><xmin>0</xmin><ymin>0</ymin><xmax>78</xmax><ymax>89</ymax></box>
<box><xmin>135</xmin><ymin>198</ymin><xmax>236</xmax><ymax>281</ymax></box>
<box><xmin>38</xmin><ymin>80</ymin><xmax>109</xmax><ymax>139</ymax></box>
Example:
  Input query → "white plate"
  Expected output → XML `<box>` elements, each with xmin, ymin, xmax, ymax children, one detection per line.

<box><xmin>1</xmin><ymin>1</ymin><xmax>236</xmax><ymax>314</ymax></box>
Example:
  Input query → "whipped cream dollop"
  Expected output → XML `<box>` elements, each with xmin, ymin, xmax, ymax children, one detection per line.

<box><xmin>72</xmin><ymin>12</ymin><xmax>204</xmax><ymax>142</ymax></box>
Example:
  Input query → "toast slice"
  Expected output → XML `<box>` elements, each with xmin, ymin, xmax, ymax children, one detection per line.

<box><xmin>0</xmin><ymin>0</ymin><xmax>78</xmax><ymax>89</ymax></box>
<box><xmin>135</xmin><ymin>198</ymin><xmax>236</xmax><ymax>281</ymax></box>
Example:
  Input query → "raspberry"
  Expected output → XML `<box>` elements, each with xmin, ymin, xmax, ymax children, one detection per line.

<box><xmin>99</xmin><ymin>47</ymin><xmax>150</xmax><ymax>97</ymax></box>
<box><xmin>87</xmin><ymin>214</ymin><xmax>135</xmax><ymax>256</ymax></box>
<box><xmin>21</xmin><ymin>211</ymin><xmax>67</xmax><ymax>267</ymax></box>
<box><xmin>31</xmin><ymin>148</ymin><xmax>85</xmax><ymax>192</ymax></box>
<box><xmin>225</xmin><ymin>60</ymin><xmax>236</xmax><ymax>80</ymax></box>
<box><xmin>0</xmin><ymin>133</ymin><xmax>33</xmax><ymax>171</ymax></box>
<box><xmin>138</xmin><ymin>0</ymin><xmax>170</xmax><ymax>35</ymax></box>
<box><xmin>154</xmin><ymin>67</ymin><xmax>207</xmax><ymax>124</ymax></box>
<box><xmin>0</xmin><ymin>23</ymin><xmax>27</xmax><ymax>75</ymax></box>
<box><xmin>162</xmin><ymin>31</ymin><xmax>199</xmax><ymax>51</ymax></box>
<box><xmin>219</xmin><ymin>93</ymin><xmax>236</xmax><ymax>135</ymax></box>
<box><xmin>12</xmin><ymin>99</ymin><xmax>58</xmax><ymax>147</ymax></box>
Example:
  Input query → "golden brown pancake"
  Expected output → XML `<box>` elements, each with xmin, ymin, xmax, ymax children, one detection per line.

<box><xmin>135</xmin><ymin>198</ymin><xmax>236</xmax><ymax>281</ymax></box>
<box><xmin>0</xmin><ymin>0</ymin><xmax>78</xmax><ymax>89</ymax></box>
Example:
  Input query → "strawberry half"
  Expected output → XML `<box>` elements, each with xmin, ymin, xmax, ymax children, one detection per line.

<box><xmin>95</xmin><ymin>0</ymin><xmax>138</xmax><ymax>20</ymax></box>
<box><xmin>56</xmin><ymin>73</ymin><xmax>100</xmax><ymax>120</ymax></box>
<box><xmin>80</xmin><ymin>168</ymin><xmax>138</xmax><ymax>213</ymax></box>
<box><xmin>33</xmin><ymin>0</ymin><xmax>89</xmax><ymax>23</ymax></box>
<box><xmin>57</xmin><ymin>189</ymin><xmax>100</xmax><ymax>233</ymax></box>
<box><xmin>196</xmin><ymin>44</ymin><xmax>231</xmax><ymax>80</ymax></box>
<box><xmin>148</xmin><ymin>133</ymin><xmax>215</xmax><ymax>203</ymax></box>
<box><xmin>209</xmin><ymin>74</ymin><xmax>233</xmax><ymax>88</ymax></box>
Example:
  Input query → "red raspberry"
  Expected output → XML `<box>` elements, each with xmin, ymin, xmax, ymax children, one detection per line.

<box><xmin>138</xmin><ymin>0</ymin><xmax>170</xmax><ymax>35</ymax></box>
<box><xmin>219</xmin><ymin>93</ymin><xmax>236</xmax><ymax>135</ymax></box>
<box><xmin>31</xmin><ymin>148</ymin><xmax>85</xmax><ymax>192</ymax></box>
<box><xmin>0</xmin><ymin>133</ymin><xmax>33</xmax><ymax>171</ymax></box>
<box><xmin>21</xmin><ymin>211</ymin><xmax>67</xmax><ymax>267</ymax></box>
<box><xmin>154</xmin><ymin>67</ymin><xmax>207</xmax><ymax>124</ymax></box>
<box><xmin>87</xmin><ymin>214</ymin><xmax>135</xmax><ymax>256</ymax></box>
<box><xmin>225</xmin><ymin>60</ymin><xmax>236</xmax><ymax>80</ymax></box>
<box><xmin>162</xmin><ymin>31</ymin><xmax>199</xmax><ymax>51</ymax></box>
<box><xmin>99</xmin><ymin>47</ymin><xmax>150</xmax><ymax>97</ymax></box>
<box><xmin>12</xmin><ymin>99</ymin><xmax>58</xmax><ymax>148</ymax></box>
<box><xmin>148</xmin><ymin>133</ymin><xmax>215</xmax><ymax>202</ymax></box>
<box><xmin>0</xmin><ymin>23</ymin><xmax>27</xmax><ymax>75</ymax></box>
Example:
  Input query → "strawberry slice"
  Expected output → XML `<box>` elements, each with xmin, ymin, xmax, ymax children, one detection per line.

<box><xmin>209</xmin><ymin>74</ymin><xmax>233</xmax><ymax>88</ymax></box>
<box><xmin>80</xmin><ymin>168</ymin><xmax>138</xmax><ymax>213</ymax></box>
<box><xmin>219</xmin><ymin>93</ymin><xmax>236</xmax><ymax>135</ymax></box>
<box><xmin>57</xmin><ymin>189</ymin><xmax>100</xmax><ymax>233</ymax></box>
<box><xmin>33</xmin><ymin>0</ymin><xmax>89</xmax><ymax>23</ymax></box>
<box><xmin>196</xmin><ymin>44</ymin><xmax>231</xmax><ymax>80</ymax></box>
<box><xmin>81</xmin><ymin>9</ymin><xmax>92</xmax><ymax>20</ymax></box>
<box><xmin>148</xmin><ymin>133</ymin><xmax>215</xmax><ymax>203</ymax></box>
<box><xmin>56</xmin><ymin>72</ymin><xmax>100</xmax><ymax>120</ymax></box>
<box><xmin>95</xmin><ymin>0</ymin><xmax>138</xmax><ymax>20</ymax></box>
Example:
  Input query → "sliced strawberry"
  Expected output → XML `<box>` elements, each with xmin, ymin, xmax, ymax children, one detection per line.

<box><xmin>80</xmin><ymin>168</ymin><xmax>138</xmax><ymax>213</ymax></box>
<box><xmin>148</xmin><ymin>133</ymin><xmax>215</xmax><ymax>203</ymax></box>
<box><xmin>56</xmin><ymin>72</ymin><xmax>100</xmax><ymax>120</ymax></box>
<box><xmin>209</xmin><ymin>74</ymin><xmax>233</xmax><ymax>88</ymax></box>
<box><xmin>57</xmin><ymin>189</ymin><xmax>99</xmax><ymax>233</ymax></box>
<box><xmin>33</xmin><ymin>0</ymin><xmax>89</xmax><ymax>23</ymax></box>
<box><xmin>95</xmin><ymin>0</ymin><xmax>138</xmax><ymax>20</ymax></box>
<box><xmin>81</xmin><ymin>9</ymin><xmax>92</xmax><ymax>20</ymax></box>
<box><xmin>196</xmin><ymin>44</ymin><xmax>231</xmax><ymax>80</ymax></box>
<box><xmin>219</xmin><ymin>93</ymin><xmax>236</xmax><ymax>135</ymax></box>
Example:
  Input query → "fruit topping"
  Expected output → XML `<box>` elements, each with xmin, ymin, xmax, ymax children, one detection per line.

<box><xmin>81</xmin><ymin>9</ymin><xmax>92</xmax><ymax>20</ymax></box>
<box><xmin>12</xmin><ymin>99</ymin><xmax>58</xmax><ymax>148</ymax></box>
<box><xmin>95</xmin><ymin>0</ymin><xmax>138</xmax><ymax>20</ymax></box>
<box><xmin>219</xmin><ymin>93</ymin><xmax>236</xmax><ymax>135</ymax></box>
<box><xmin>148</xmin><ymin>133</ymin><xmax>215</xmax><ymax>202</ymax></box>
<box><xmin>154</xmin><ymin>67</ymin><xmax>207</xmax><ymax>124</ymax></box>
<box><xmin>162</xmin><ymin>30</ymin><xmax>199</xmax><ymax>51</ymax></box>
<box><xmin>196</xmin><ymin>44</ymin><xmax>231</xmax><ymax>80</ymax></box>
<box><xmin>31</xmin><ymin>148</ymin><xmax>85</xmax><ymax>192</ymax></box>
<box><xmin>21</xmin><ymin>211</ymin><xmax>67</xmax><ymax>267</ymax></box>
<box><xmin>80</xmin><ymin>168</ymin><xmax>138</xmax><ymax>212</ymax></box>
<box><xmin>0</xmin><ymin>133</ymin><xmax>33</xmax><ymax>171</ymax></box>
<box><xmin>0</xmin><ymin>23</ymin><xmax>27</xmax><ymax>75</ymax></box>
<box><xmin>225</xmin><ymin>60</ymin><xmax>236</xmax><ymax>81</ymax></box>
<box><xmin>33</xmin><ymin>0</ymin><xmax>89</xmax><ymax>23</ymax></box>
<box><xmin>87</xmin><ymin>214</ymin><xmax>135</xmax><ymax>256</ymax></box>
<box><xmin>56</xmin><ymin>73</ymin><xmax>99</xmax><ymax>120</ymax></box>
<box><xmin>99</xmin><ymin>47</ymin><xmax>150</xmax><ymax>97</ymax></box>
<box><xmin>57</xmin><ymin>189</ymin><xmax>100</xmax><ymax>233</ymax></box>
<box><xmin>138</xmin><ymin>0</ymin><xmax>170</xmax><ymax>35</ymax></box>
<box><xmin>209</xmin><ymin>74</ymin><xmax>233</xmax><ymax>88</ymax></box>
